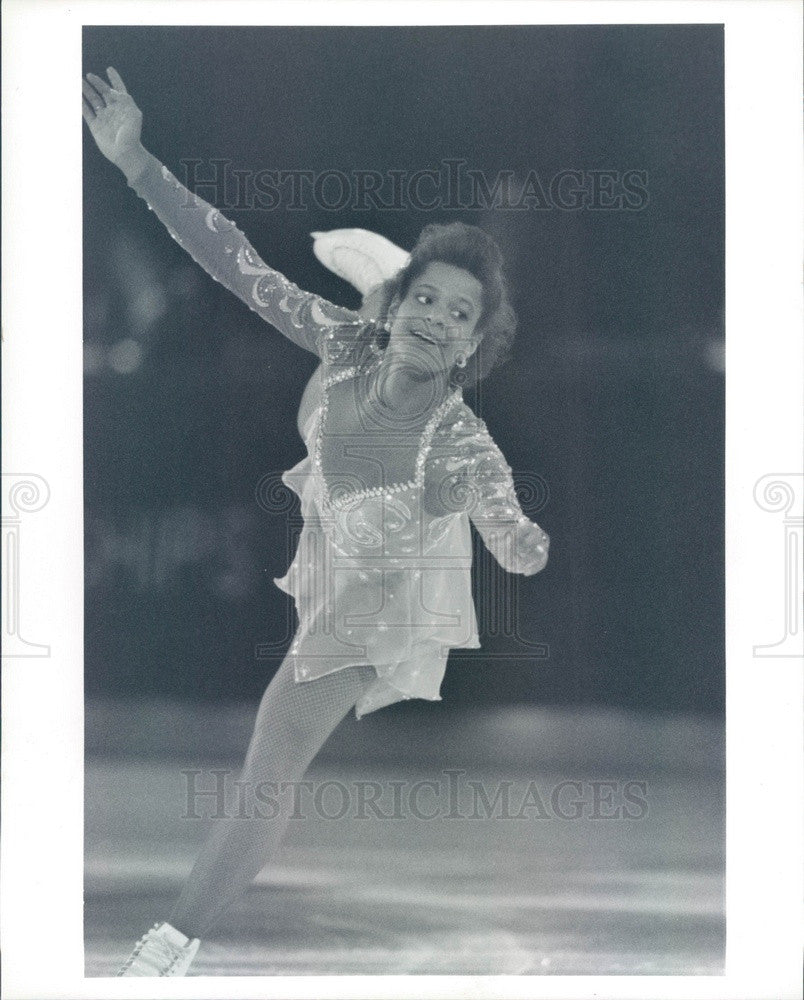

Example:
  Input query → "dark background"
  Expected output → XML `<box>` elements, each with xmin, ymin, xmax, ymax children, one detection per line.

<box><xmin>83</xmin><ymin>24</ymin><xmax>724</xmax><ymax>714</ymax></box>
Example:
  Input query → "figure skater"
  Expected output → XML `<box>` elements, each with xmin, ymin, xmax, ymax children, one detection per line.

<box><xmin>82</xmin><ymin>67</ymin><xmax>550</xmax><ymax>977</ymax></box>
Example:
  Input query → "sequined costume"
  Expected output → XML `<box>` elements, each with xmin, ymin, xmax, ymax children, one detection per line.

<box><xmin>126</xmin><ymin>153</ymin><xmax>549</xmax><ymax>718</ymax></box>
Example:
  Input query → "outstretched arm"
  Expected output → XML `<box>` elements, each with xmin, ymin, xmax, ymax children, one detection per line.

<box><xmin>425</xmin><ymin>408</ymin><xmax>550</xmax><ymax>576</ymax></box>
<box><xmin>82</xmin><ymin>67</ymin><xmax>360</xmax><ymax>362</ymax></box>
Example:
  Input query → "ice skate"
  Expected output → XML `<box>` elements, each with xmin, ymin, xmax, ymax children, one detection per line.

<box><xmin>116</xmin><ymin>921</ymin><xmax>200</xmax><ymax>976</ymax></box>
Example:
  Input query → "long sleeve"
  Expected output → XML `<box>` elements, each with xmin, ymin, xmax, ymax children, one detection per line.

<box><xmin>126</xmin><ymin>152</ymin><xmax>361</xmax><ymax>362</ymax></box>
<box><xmin>425</xmin><ymin>406</ymin><xmax>550</xmax><ymax>576</ymax></box>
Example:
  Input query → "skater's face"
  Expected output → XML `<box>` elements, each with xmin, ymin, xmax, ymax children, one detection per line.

<box><xmin>386</xmin><ymin>262</ymin><xmax>483</xmax><ymax>376</ymax></box>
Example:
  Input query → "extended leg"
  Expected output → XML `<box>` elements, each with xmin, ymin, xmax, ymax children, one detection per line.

<box><xmin>167</xmin><ymin>652</ymin><xmax>376</xmax><ymax>939</ymax></box>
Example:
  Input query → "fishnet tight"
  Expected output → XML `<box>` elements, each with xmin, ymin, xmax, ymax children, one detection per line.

<box><xmin>168</xmin><ymin>650</ymin><xmax>377</xmax><ymax>939</ymax></box>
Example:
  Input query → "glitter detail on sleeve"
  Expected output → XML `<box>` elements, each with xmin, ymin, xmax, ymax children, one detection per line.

<box><xmin>125</xmin><ymin>153</ymin><xmax>361</xmax><ymax>361</ymax></box>
<box><xmin>425</xmin><ymin>405</ymin><xmax>550</xmax><ymax>576</ymax></box>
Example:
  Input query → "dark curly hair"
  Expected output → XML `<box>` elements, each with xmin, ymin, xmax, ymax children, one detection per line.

<box><xmin>358</xmin><ymin>222</ymin><xmax>518</xmax><ymax>389</ymax></box>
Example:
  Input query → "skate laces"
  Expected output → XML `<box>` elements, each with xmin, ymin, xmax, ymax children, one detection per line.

<box><xmin>117</xmin><ymin>922</ymin><xmax>188</xmax><ymax>976</ymax></box>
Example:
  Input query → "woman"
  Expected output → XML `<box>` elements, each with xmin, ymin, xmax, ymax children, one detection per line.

<box><xmin>82</xmin><ymin>67</ymin><xmax>550</xmax><ymax>977</ymax></box>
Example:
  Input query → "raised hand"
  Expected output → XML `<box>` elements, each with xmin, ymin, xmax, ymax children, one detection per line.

<box><xmin>82</xmin><ymin>67</ymin><xmax>147</xmax><ymax>180</ymax></box>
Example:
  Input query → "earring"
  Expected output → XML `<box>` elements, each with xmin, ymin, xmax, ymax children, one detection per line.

<box><xmin>454</xmin><ymin>352</ymin><xmax>467</xmax><ymax>368</ymax></box>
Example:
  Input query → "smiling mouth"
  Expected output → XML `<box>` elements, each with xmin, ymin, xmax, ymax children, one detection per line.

<box><xmin>410</xmin><ymin>328</ymin><xmax>438</xmax><ymax>345</ymax></box>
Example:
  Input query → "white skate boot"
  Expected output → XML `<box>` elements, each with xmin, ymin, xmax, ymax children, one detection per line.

<box><xmin>310</xmin><ymin>228</ymin><xmax>410</xmax><ymax>296</ymax></box>
<box><xmin>116</xmin><ymin>920</ymin><xmax>200</xmax><ymax>976</ymax></box>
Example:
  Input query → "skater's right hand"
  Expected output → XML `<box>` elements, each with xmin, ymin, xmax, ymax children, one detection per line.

<box><xmin>82</xmin><ymin>67</ymin><xmax>148</xmax><ymax>182</ymax></box>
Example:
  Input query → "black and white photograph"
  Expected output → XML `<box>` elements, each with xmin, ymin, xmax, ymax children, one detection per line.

<box><xmin>2</xmin><ymin>2</ymin><xmax>802</xmax><ymax>998</ymax></box>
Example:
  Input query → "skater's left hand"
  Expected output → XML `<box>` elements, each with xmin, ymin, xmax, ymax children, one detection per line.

<box><xmin>520</xmin><ymin>527</ymin><xmax>550</xmax><ymax>576</ymax></box>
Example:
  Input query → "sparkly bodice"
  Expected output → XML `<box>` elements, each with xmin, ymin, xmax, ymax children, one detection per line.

<box><xmin>309</xmin><ymin>364</ymin><xmax>463</xmax><ymax>561</ymax></box>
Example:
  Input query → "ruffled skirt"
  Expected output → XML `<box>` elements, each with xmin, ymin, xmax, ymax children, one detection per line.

<box><xmin>273</xmin><ymin>456</ymin><xmax>481</xmax><ymax>718</ymax></box>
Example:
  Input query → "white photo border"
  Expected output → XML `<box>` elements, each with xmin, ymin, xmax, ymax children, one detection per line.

<box><xmin>2</xmin><ymin>1</ymin><xmax>802</xmax><ymax>998</ymax></box>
